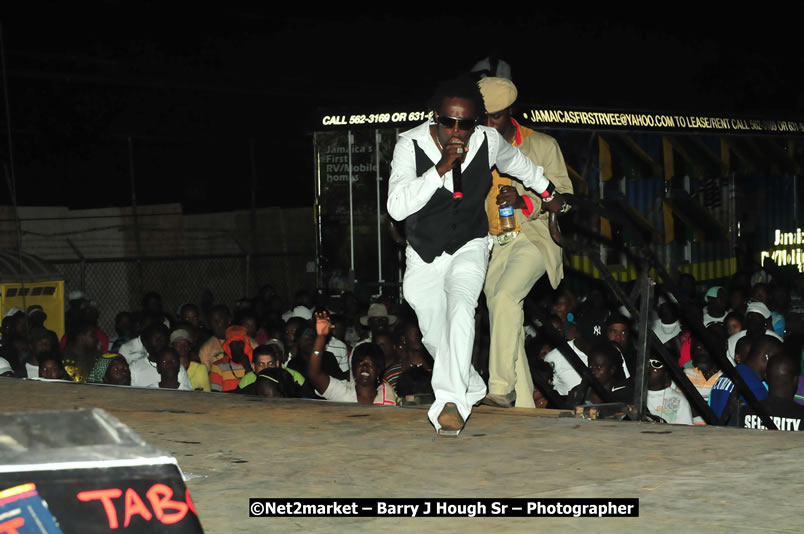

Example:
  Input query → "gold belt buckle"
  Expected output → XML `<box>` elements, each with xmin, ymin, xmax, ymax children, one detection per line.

<box><xmin>496</xmin><ymin>231</ymin><xmax>519</xmax><ymax>246</ymax></box>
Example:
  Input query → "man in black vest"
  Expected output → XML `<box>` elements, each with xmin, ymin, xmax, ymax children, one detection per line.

<box><xmin>387</xmin><ymin>77</ymin><xmax>566</xmax><ymax>436</ymax></box>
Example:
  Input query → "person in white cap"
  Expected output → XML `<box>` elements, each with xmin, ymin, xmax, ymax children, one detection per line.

<box><xmin>726</xmin><ymin>301</ymin><xmax>782</xmax><ymax>366</ymax></box>
<box><xmin>702</xmin><ymin>286</ymin><xmax>729</xmax><ymax>326</ymax></box>
<box><xmin>3</xmin><ymin>306</ymin><xmax>24</xmax><ymax>320</ymax></box>
<box><xmin>171</xmin><ymin>329</ymin><xmax>210</xmax><ymax>392</ymax></box>
<box><xmin>652</xmin><ymin>296</ymin><xmax>682</xmax><ymax>345</ymax></box>
<box><xmin>477</xmin><ymin>76</ymin><xmax>573</xmax><ymax>409</ymax></box>
<box><xmin>387</xmin><ymin>76</ymin><xmax>566</xmax><ymax>436</ymax></box>
<box><xmin>281</xmin><ymin>305</ymin><xmax>313</xmax><ymax>323</ymax></box>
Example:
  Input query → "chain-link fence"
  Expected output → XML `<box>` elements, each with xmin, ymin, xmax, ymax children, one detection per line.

<box><xmin>50</xmin><ymin>252</ymin><xmax>313</xmax><ymax>336</ymax></box>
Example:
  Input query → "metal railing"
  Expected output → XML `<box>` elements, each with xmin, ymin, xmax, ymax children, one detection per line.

<box><xmin>547</xmin><ymin>194</ymin><xmax>777</xmax><ymax>429</ymax></box>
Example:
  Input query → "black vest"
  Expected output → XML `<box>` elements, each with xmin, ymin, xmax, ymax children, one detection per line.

<box><xmin>405</xmin><ymin>133</ymin><xmax>491</xmax><ymax>263</ymax></box>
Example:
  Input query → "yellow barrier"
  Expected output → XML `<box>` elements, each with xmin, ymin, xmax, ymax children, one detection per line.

<box><xmin>1</xmin><ymin>280</ymin><xmax>66</xmax><ymax>339</ymax></box>
<box><xmin>566</xmin><ymin>255</ymin><xmax>736</xmax><ymax>283</ymax></box>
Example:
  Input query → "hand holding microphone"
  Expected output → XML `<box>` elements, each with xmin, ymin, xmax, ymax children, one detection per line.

<box><xmin>435</xmin><ymin>137</ymin><xmax>467</xmax><ymax>176</ymax></box>
<box><xmin>435</xmin><ymin>136</ymin><xmax>467</xmax><ymax>200</ymax></box>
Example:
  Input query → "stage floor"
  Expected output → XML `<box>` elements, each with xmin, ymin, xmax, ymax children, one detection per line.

<box><xmin>2</xmin><ymin>377</ymin><xmax>801</xmax><ymax>533</ymax></box>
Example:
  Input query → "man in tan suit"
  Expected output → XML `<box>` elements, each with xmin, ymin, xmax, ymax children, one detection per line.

<box><xmin>479</xmin><ymin>77</ymin><xmax>573</xmax><ymax>408</ymax></box>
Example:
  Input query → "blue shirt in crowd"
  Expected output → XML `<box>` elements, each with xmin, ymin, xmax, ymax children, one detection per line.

<box><xmin>709</xmin><ymin>364</ymin><xmax>768</xmax><ymax>421</ymax></box>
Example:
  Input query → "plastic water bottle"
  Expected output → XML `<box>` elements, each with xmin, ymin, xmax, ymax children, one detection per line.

<box><xmin>499</xmin><ymin>204</ymin><xmax>516</xmax><ymax>232</ymax></box>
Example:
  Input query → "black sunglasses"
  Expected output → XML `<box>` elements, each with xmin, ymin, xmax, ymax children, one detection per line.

<box><xmin>437</xmin><ymin>115</ymin><xmax>477</xmax><ymax>130</ymax></box>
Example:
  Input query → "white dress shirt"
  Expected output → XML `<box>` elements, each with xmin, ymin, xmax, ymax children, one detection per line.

<box><xmin>129</xmin><ymin>356</ymin><xmax>193</xmax><ymax>390</ymax></box>
<box><xmin>387</xmin><ymin>122</ymin><xmax>550</xmax><ymax>221</ymax></box>
<box><xmin>118</xmin><ymin>336</ymin><xmax>147</xmax><ymax>363</ymax></box>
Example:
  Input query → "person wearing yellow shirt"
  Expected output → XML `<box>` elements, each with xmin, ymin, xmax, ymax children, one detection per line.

<box><xmin>174</xmin><ymin>329</ymin><xmax>211</xmax><ymax>392</ymax></box>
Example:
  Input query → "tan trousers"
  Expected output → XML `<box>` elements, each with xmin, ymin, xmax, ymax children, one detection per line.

<box><xmin>484</xmin><ymin>235</ymin><xmax>546</xmax><ymax>408</ymax></box>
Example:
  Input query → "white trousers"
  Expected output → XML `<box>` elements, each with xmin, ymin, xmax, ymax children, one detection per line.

<box><xmin>403</xmin><ymin>237</ymin><xmax>489</xmax><ymax>430</ymax></box>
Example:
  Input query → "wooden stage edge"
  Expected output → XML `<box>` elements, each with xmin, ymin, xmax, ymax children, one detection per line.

<box><xmin>2</xmin><ymin>378</ymin><xmax>800</xmax><ymax>533</ymax></box>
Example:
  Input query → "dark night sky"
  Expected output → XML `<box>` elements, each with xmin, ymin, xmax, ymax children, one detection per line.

<box><xmin>1</xmin><ymin>4</ymin><xmax>801</xmax><ymax>211</ymax></box>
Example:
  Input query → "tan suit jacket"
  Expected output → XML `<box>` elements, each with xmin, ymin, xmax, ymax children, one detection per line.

<box><xmin>509</xmin><ymin>129</ymin><xmax>573</xmax><ymax>289</ymax></box>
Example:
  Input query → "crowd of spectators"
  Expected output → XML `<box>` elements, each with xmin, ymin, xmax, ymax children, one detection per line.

<box><xmin>2</xmin><ymin>263</ymin><xmax>804</xmax><ymax>432</ymax></box>
<box><xmin>0</xmin><ymin>286</ymin><xmax>436</xmax><ymax>408</ymax></box>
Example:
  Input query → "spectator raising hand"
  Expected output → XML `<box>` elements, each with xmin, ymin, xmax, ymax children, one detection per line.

<box><xmin>308</xmin><ymin>311</ymin><xmax>396</xmax><ymax>406</ymax></box>
<box><xmin>307</xmin><ymin>312</ymin><xmax>335</xmax><ymax>396</ymax></box>
<box><xmin>316</xmin><ymin>312</ymin><xmax>333</xmax><ymax>338</ymax></box>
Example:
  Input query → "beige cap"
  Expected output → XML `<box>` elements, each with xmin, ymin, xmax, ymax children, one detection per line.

<box><xmin>170</xmin><ymin>329</ymin><xmax>191</xmax><ymax>343</ymax></box>
<box><xmin>477</xmin><ymin>77</ymin><xmax>517</xmax><ymax>113</ymax></box>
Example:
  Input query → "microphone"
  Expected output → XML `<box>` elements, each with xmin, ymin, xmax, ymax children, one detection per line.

<box><xmin>452</xmin><ymin>159</ymin><xmax>463</xmax><ymax>200</ymax></box>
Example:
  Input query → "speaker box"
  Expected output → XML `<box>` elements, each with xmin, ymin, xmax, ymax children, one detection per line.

<box><xmin>0</xmin><ymin>408</ymin><xmax>203</xmax><ymax>533</ymax></box>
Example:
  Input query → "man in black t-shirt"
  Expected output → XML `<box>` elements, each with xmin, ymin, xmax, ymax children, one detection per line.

<box><xmin>743</xmin><ymin>354</ymin><xmax>804</xmax><ymax>431</ymax></box>
<box><xmin>568</xmin><ymin>341</ymin><xmax>633</xmax><ymax>407</ymax></box>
